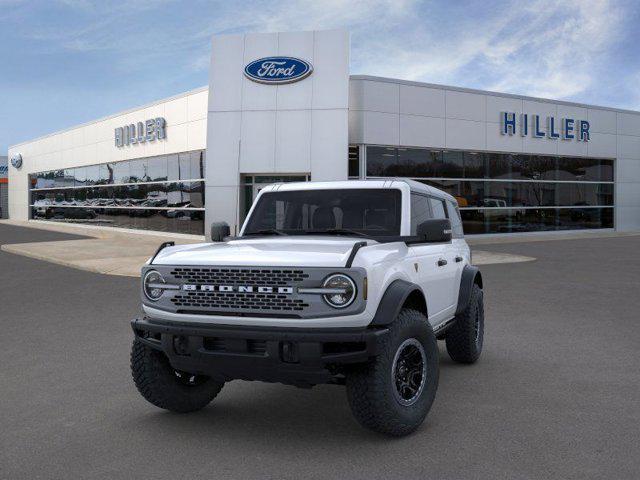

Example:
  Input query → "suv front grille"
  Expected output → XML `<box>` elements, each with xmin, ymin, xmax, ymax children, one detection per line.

<box><xmin>170</xmin><ymin>291</ymin><xmax>309</xmax><ymax>311</ymax></box>
<box><xmin>170</xmin><ymin>267</ymin><xmax>309</xmax><ymax>286</ymax></box>
<box><xmin>146</xmin><ymin>265</ymin><xmax>365</xmax><ymax>319</ymax></box>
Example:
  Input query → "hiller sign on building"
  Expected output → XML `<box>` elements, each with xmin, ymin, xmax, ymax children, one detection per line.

<box><xmin>500</xmin><ymin>112</ymin><xmax>590</xmax><ymax>141</ymax></box>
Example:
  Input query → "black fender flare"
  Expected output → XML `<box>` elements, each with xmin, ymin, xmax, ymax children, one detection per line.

<box><xmin>455</xmin><ymin>265</ymin><xmax>483</xmax><ymax>316</ymax></box>
<box><xmin>370</xmin><ymin>279</ymin><xmax>426</xmax><ymax>326</ymax></box>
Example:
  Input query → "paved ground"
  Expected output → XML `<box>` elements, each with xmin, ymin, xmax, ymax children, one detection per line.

<box><xmin>1</xmin><ymin>223</ymin><xmax>639</xmax><ymax>480</ymax></box>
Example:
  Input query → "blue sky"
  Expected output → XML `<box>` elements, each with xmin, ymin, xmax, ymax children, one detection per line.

<box><xmin>2</xmin><ymin>0</ymin><xmax>639</xmax><ymax>153</ymax></box>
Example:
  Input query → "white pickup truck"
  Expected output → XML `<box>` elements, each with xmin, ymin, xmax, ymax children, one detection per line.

<box><xmin>131</xmin><ymin>179</ymin><xmax>484</xmax><ymax>436</ymax></box>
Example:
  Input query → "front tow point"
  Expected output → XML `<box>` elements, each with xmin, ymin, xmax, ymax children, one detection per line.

<box><xmin>173</xmin><ymin>335</ymin><xmax>190</xmax><ymax>356</ymax></box>
<box><xmin>280</xmin><ymin>341</ymin><xmax>299</xmax><ymax>363</ymax></box>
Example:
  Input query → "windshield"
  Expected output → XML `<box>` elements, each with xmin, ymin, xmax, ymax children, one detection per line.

<box><xmin>243</xmin><ymin>189</ymin><xmax>402</xmax><ymax>237</ymax></box>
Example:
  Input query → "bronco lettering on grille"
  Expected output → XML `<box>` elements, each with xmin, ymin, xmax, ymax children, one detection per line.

<box><xmin>182</xmin><ymin>285</ymin><xmax>294</xmax><ymax>294</ymax></box>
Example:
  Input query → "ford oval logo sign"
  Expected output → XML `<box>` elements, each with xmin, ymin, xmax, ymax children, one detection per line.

<box><xmin>10</xmin><ymin>153</ymin><xmax>23</xmax><ymax>169</ymax></box>
<box><xmin>244</xmin><ymin>56</ymin><xmax>313</xmax><ymax>85</ymax></box>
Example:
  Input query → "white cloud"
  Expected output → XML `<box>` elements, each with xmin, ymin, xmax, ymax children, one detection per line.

<box><xmin>7</xmin><ymin>0</ymin><xmax>632</xmax><ymax>104</ymax></box>
<box><xmin>345</xmin><ymin>0</ymin><xmax>625</xmax><ymax>101</ymax></box>
<box><xmin>484</xmin><ymin>0</ymin><xmax>624</xmax><ymax>99</ymax></box>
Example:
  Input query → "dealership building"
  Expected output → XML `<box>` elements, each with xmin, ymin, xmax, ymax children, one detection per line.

<box><xmin>7</xmin><ymin>29</ymin><xmax>640</xmax><ymax>237</ymax></box>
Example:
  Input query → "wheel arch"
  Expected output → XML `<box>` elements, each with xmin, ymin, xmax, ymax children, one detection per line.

<box><xmin>370</xmin><ymin>279</ymin><xmax>428</xmax><ymax>326</ymax></box>
<box><xmin>455</xmin><ymin>265</ymin><xmax>483</xmax><ymax>316</ymax></box>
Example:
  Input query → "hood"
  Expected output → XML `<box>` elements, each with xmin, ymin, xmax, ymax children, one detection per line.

<box><xmin>152</xmin><ymin>236</ymin><xmax>370</xmax><ymax>267</ymax></box>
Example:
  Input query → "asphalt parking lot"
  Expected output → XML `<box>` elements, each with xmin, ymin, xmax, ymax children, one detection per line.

<box><xmin>1</xmin><ymin>224</ymin><xmax>639</xmax><ymax>480</ymax></box>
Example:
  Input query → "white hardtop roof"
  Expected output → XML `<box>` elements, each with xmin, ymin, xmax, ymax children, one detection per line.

<box><xmin>261</xmin><ymin>179</ymin><xmax>457</xmax><ymax>203</ymax></box>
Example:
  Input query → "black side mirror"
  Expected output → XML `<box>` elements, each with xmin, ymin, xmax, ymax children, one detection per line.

<box><xmin>210</xmin><ymin>222</ymin><xmax>231</xmax><ymax>242</ymax></box>
<box><xmin>416</xmin><ymin>218</ymin><xmax>452</xmax><ymax>243</ymax></box>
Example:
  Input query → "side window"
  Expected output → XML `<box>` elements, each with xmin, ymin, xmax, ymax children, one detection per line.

<box><xmin>446</xmin><ymin>200</ymin><xmax>464</xmax><ymax>238</ymax></box>
<box><xmin>410</xmin><ymin>193</ymin><xmax>432</xmax><ymax>234</ymax></box>
<box><xmin>429</xmin><ymin>197</ymin><xmax>447</xmax><ymax>219</ymax></box>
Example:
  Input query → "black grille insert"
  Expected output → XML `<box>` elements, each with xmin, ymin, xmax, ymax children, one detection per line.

<box><xmin>171</xmin><ymin>291</ymin><xmax>309</xmax><ymax>311</ymax></box>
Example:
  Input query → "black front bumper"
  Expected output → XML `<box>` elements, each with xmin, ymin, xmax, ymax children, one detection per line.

<box><xmin>131</xmin><ymin>318</ymin><xmax>389</xmax><ymax>387</ymax></box>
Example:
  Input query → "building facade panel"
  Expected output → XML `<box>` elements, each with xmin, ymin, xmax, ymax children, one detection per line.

<box><xmin>399</xmin><ymin>114</ymin><xmax>446</xmax><ymax>149</ymax></box>
<box><xmin>362</xmin><ymin>111</ymin><xmax>399</xmax><ymax>146</ymax></box>
<box><xmin>616</xmin><ymin>182</ymin><xmax>640</xmax><ymax>207</ymax></box>
<box><xmin>275</xmin><ymin>110</ymin><xmax>312</xmax><ymax>172</ymax></box>
<box><xmin>588</xmin><ymin>108</ymin><xmax>617</xmax><ymax>134</ymax></box>
<box><xmin>446</xmin><ymin>90</ymin><xmax>486</xmax><ymax>122</ymax></box>
<box><xmin>617</xmin><ymin>112</ymin><xmax>640</xmax><ymax>137</ymax></box>
<box><xmin>485</xmin><ymin>123</ymin><xmax>524</xmax><ymax>153</ymax></box>
<box><xmin>617</xmin><ymin>158</ymin><xmax>640</xmax><ymax>183</ymax></box>
<box><xmin>616</xmin><ymin>206</ymin><xmax>640</xmax><ymax>230</ymax></box>
<box><xmin>445</xmin><ymin>118</ymin><xmax>486</xmax><ymax>150</ymax></box>
<box><xmin>360</xmin><ymin>80</ymin><xmax>399</xmax><ymax>114</ymax></box>
<box><xmin>310</xmin><ymin>109</ymin><xmax>349</xmax><ymax>181</ymax></box>
<box><xmin>310</xmin><ymin>29</ymin><xmax>350</xmax><ymax>110</ymax></box>
<box><xmin>588</xmin><ymin>132</ymin><xmax>617</xmax><ymax>158</ymax></box>
<box><xmin>208</xmin><ymin>34</ymin><xmax>244</xmax><ymax>112</ymax></box>
<box><xmin>399</xmin><ymin>84</ymin><xmax>445</xmax><ymax>117</ymax></box>
<box><xmin>617</xmin><ymin>135</ymin><xmax>640</xmax><ymax>159</ymax></box>
<box><xmin>239</xmin><ymin>110</ymin><xmax>277</xmax><ymax>172</ymax></box>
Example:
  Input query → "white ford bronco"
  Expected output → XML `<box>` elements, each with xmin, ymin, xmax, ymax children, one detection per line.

<box><xmin>131</xmin><ymin>179</ymin><xmax>484</xmax><ymax>436</ymax></box>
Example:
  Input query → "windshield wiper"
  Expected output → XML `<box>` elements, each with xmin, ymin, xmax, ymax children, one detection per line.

<box><xmin>243</xmin><ymin>229</ymin><xmax>287</xmax><ymax>236</ymax></box>
<box><xmin>305</xmin><ymin>228</ymin><xmax>371</xmax><ymax>238</ymax></box>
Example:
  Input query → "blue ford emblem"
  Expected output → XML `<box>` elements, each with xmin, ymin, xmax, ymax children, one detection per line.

<box><xmin>10</xmin><ymin>153</ymin><xmax>23</xmax><ymax>169</ymax></box>
<box><xmin>244</xmin><ymin>56</ymin><xmax>313</xmax><ymax>84</ymax></box>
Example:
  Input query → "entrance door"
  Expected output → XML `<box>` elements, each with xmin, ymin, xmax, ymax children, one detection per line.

<box><xmin>240</xmin><ymin>174</ymin><xmax>310</xmax><ymax>223</ymax></box>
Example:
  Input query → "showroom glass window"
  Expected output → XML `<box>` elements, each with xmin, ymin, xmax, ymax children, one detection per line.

<box><xmin>28</xmin><ymin>150</ymin><xmax>206</xmax><ymax>235</ymax></box>
<box><xmin>365</xmin><ymin>146</ymin><xmax>614</xmax><ymax>234</ymax></box>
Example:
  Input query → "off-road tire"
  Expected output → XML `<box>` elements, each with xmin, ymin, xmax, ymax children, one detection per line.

<box><xmin>131</xmin><ymin>340</ymin><xmax>224</xmax><ymax>413</ymax></box>
<box><xmin>345</xmin><ymin>309</ymin><xmax>439</xmax><ymax>436</ymax></box>
<box><xmin>446</xmin><ymin>283</ymin><xmax>484</xmax><ymax>364</ymax></box>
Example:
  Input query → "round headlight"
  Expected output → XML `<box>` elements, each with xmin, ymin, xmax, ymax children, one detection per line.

<box><xmin>322</xmin><ymin>274</ymin><xmax>356</xmax><ymax>308</ymax></box>
<box><xmin>143</xmin><ymin>270</ymin><xmax>165</xmax><ymax>301</ymax></box>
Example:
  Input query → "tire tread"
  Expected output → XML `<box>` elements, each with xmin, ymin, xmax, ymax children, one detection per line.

<box><xmin>131</xmin><ymin>340</ymin><xmax>224</xmax><ymax>413</ymax></box>
<box><xmin>445</xmin><ymin>284</ymin><xmax>483</xmax><ymax>364</ymax></box>
<box><xmin>346</xmin><ymin>309</ymin><xmax>439</xmax><ymax>436</ymax></box>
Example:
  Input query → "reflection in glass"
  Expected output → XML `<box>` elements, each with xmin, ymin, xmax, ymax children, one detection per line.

<box><xmin>148</xmin><ymin>155</ymin><xmax>168</xmax><ymax>182</ymax></box>
<box><xmin>368</xmin><ymin>148</ymin><xmax>615</xmax><ymax>183</ymax></box>
<box><xmin>511</xmin><ymin>155</ymin><xmax>557</xmax><ymax>180</ymax></box>
<box><xmin>98</xmin><ymin>164</ymin><xmax>111</xmax><ymax>185</ymax></box>
<box><xmin>367</xmin><ymin>146</ymin><xmax>616</xmax><ymax>234</ymax></box>
<box><xmin>75</xmin><ymin>167</ymin><xmax>87</xmax><ymax>187</ymax></box>
<box><xmin>420</xmin><ymin>180</ymin><xmax>614</xmax><ymax>208</ymax></box>
<box><xmin>436</xmin><ymin>151</ymin><xmax>462</xmax><ymax>177</ymax></box>
<box><xmin>460</xmin><ymin>207</ymin><xmax>613</xmax><ymax>234</ymax></box>
<box><xmin>167</xmin><ymin>154</ymin><xmax>180</xmax><ymax>181</ymax></box>
<box><xmin>130</xmin><ymin>159</ymin><xmax>148</xmax><ymax>182</ymax></box>
<box><xmin>191</xmin><ymin>151</ymin><xmax>205</xmax><ymax>180</ymax></box>
<box><xmin>85</xmin><ymin>165</ymin><xmax>100</xmax><ymax>185</ymax></box>
<box><xmin>111</xmin><ymin>161</ymin><xmax>130</xmax><ymax>184</ymax></box>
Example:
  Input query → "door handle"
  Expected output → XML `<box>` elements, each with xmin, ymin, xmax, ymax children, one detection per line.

<box><xmin>437</xmin><ymin>258</ymin><xmax>447</xmax><ymax>267</ymax></box>
<box><xmin>455</xmin><ymin>256</ymin><xmax>463</xmax><ymax>263</ymax></box>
